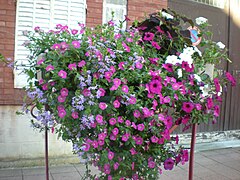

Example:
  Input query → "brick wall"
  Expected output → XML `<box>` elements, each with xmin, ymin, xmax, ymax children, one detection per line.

<box><xmin>0</xmin><ymin>0</ymin><xmax>167</xmax><ymax>105</ymax></box>
<box><xmin>127</xmin><ymin>0</ymin><xmax>168</xmax><ymax>26</ymax></box>
<box><xmin>86</xmin><ymin>0</ymin><xmax>103</xmax><ymax>27</ymax></box>
<box><xmin>0</xmin><ymin>0</ymin><xmax>24</xmax><ymax>105</ymax></box>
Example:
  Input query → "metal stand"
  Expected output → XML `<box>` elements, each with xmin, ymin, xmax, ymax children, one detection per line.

<box><xmin>45</xmin><ymin>127</ymin><xmax>49</xmax><ymax>180</ymax></box>
<box><xmin>188</xmin><ymin>124</ymin><xmax>197</xmax><ymax>180</ymax></box>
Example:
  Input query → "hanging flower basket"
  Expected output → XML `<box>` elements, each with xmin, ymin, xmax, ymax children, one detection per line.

<box><xmin>4</xmin><ymin>9</ymin><xmax>236</xmax><ymax>180</ymax></box>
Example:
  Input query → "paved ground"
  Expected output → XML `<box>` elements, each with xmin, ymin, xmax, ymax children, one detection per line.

<box><xmin>0</xmin><ymin>147</ymin><xmax>240</xmax><ymax>180</ymax></box>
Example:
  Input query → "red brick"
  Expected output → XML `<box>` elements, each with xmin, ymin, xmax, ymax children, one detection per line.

<box><xmin>0</xmin><ymin>10</ymin><xmax>7</xmax><ymax>14</ymax></box>
<box><xmin>0</xmin><ymin>21</ymin><xmax>6</xmax><ymax>26</ymax></box>
<box><xmin>6</xmin><ymin>21</ymin><xmax>14</xmax><ymax>27</ymax></box>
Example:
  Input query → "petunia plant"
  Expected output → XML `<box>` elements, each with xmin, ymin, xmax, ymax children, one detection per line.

<box><xmin>3</xmin><ymin>9</ymin><xmax>236</xmax><ymax>179</ymax></box>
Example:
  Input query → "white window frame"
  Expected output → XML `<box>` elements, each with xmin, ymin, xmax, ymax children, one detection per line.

<box><xmin>14</xmin><ymin>0</ymin><xmax>87</xmax><ymax>88</ymax></box>
<box><xmin>102</xmin><ymin>0</ymin><xmax>127</xmax><ymax>29</ymax></box>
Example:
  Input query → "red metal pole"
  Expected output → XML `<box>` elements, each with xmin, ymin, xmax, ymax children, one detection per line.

<box><xmin>45</xmin><ymin>127</ymin><xmax>49</xmax><ymax>180</ymax></box>
<box><xmin>188</xmin><ymin>123</ymin><xmax>197</xmax><ymax>180</ymax></box>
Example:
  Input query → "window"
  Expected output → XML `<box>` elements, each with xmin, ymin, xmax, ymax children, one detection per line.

<box><xmin>189</xmin><ymin>0</ymin><xmax>227</xmax><ymax>9</ymax></box>
<box><xmin>14</xmin><ymin>0</ymin><xmax>86</xmax><ymax>88</ymax></box>
<box><xmin>102</xmin><ymin>0</ymin><xmax>127</xmax><ymax>28</ymax></box>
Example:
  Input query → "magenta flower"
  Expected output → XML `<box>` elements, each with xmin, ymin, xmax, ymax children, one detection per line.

<box><xmin>57</xmin><ymin>105</ymin><xmax>65</xmax><ymax>111</ymax></box>
<box><xmin>121</xmin><ymin>133</ymin><xmax>130</xmax><ymax>142</ymax></box>
<box><xmin>213</xmin><ymin>78</ymin><xmax>221</xmax><ymax>92</ymax></box>
<box><xmin>137</xmin><ymin>123</ymin><xmax>145</xmax><ymax>131</ymax></box>
<box><xmin>114</xmin><ymin>33</ymin><xmax>121</xmax><ymax>39</ymax></box>
<box><xmin>108</xmin><ymin>151</ymin><xmax>114</xmax><ymax>160</ymax></box>
<box><xmin>121</xmin><ymin>85</ymin><xmax>129</xmax><ymax>93</ymax></box>
<box><xmin>151</xmin><ymin>136</ymin><xmax>159</xmax><ymax>143</ymax></box>
<box><xmin>46</xmin><ymin>65</ymin><xmax>54</xmax><ymax>71</ymax></box>
<box><xmin>128</xmin><ymin>96</ymin><xmax>137</xmax><ymax>104</ymax></box>
<box><xmin>109</xmin><ymin>118</ymin><xmax>117</xmax><ymax>126</ymax></box>
<box><xmin>226</xmin><ymin>72</ymin><xmax>236</xmax><ymax>86</ymax></box>
<box><xmin>125</xmin><ymin>120</ymin><xmax>131</xmax><ymax>126</ymax></box>
<box><xmin>130</xmin><ymin>148</ymin><xmax>137</xmax><ymax>155</ymax></box>
<box><xmin>37</xmin><ymin>59</ymin><xmax>44</xmax><ymax>65</ymax></box>
<box><xmin>57</xmin><ymin>95</ymin><xmax>66</xmax><ymax>103</ymax></box>
<box><xmin>118</xmin><ymin>62</ymin><xmax>125</xmax><ymax>70</ymax></box>
<box><xmin>214</xmin><ymin>105</ymin><xmax>220</xmax><ymax>117</ymax></box>
<box><xmin>91</xmin><ymin>140</ymin><xmax>98</xmax><ymax>149</ymax></box>
<box><xmin>98</xmin><ymin>132</ymin><xmax>107</xmax><ymax>140</ymax></box>
<box><xmin>42</xmin><ymin>84</ymin><xmax>48</xmax><ymax>90</ymax></box>
<box><xmin>110</xmin><ymin>134</ymin><xmax>117</xmax><ymax>141</ymax></box>
<box><xmin>151</xmin><ymin>41</ymin><xmax>161</xmax><ymax>50</ymax></box>
<box><xmin>113</xmin><ymin>100</ymin><xmax>120</xmax><ymax>108</ymax></box>
<box><xmin>172</xmin><ymin>83</ymin><xmax>180</xmax><ymax>90</ymax></box>
<box><xmin>135</xmin><ymin>137</ymin><xmax>143</xmax><ymax>145</ymax></box>
<box><xmin>182</xmin><ymin>102</ymin><xmax>194</xmax><ymax>113</ymax></box>
<box><xmin>58</xmin><ymin>109</ymin><xmax>66</xmax><ymax>118</ymax></box>
<box><xmin>71</xmin><ymin>112</ymin><xmax>78</xmax><ymax>119</ymax></box>
<box><xmin>51</xmin><ymin>43</ymin><xmax>60</xmax><ymax>50</ymax></box>
<box><xmin>68</xmin><ymin>63</ymin><xmax>77</xmax><ymax>70</ymax></box>
<box><xmin>96</xmin><ymin>114</ymin><xmax>103</xmax><ymax>124</ymax></box>
<box><xmin>207</xmin><ymin>97</ymin><xmax>213</xmax><ymax>109</ymax></box>
<box><xmin>82</xmin><ymin>143</ymin><xmax>90</xmax><ymax>152</ymax></box>
<box><xmin>104</xmin><ymin>164</ymin><xmax>111</xmax><ymax>175</ymax></box>
<box><xmin>117</xmin><ymin>116</ymin><xmax>124</xmax><ymax>123</ymax></box>
<box><xmin>143</xmin><ymin>32</ymin><xmax>154</xmax><ymax>41</ymax></box>
<box><xmin>113</xmin><ymin>162</ymin><xmax>119</xmax><ymax>170</ymax></box>
<box><xmin>149</xmin><ymin>80</ymin><xmax>162</xmax><ymax>94</ymax></box>
<box><xmin>60</xmin><ymin>42</ymin><xmax>69</xmax><ymax>50</ymax></box>
<box><xmin>78</xmin><ymin>60</ymin><xmax>86</xmax><ymax>67</ymax></box>
<box><xmin>148</xmin><ymin>161</ymin><xmax>156</xmax><ymax>168</ymax></box>
<box><xmin>122</xmin><ymin>42</ymin><xmax>130</xmax><ymax>52</ymax></box>
<box><xmin>58</xmin><ymin>70</ymin><xmax>67</xmax><ymax>79</ymax></box>
<box><xmin>133</xmin><ymin>110</ymin><xmax>141</xmax><ymax>118</ymax></box>
<box><xmin>82</xmin><ymin>88</ymin><xmax>91</xmax><ymax>97</ymax></box>
<box><xmin>164</xmin><ymin>158</ymin><xmax>175</xmax><ymax>170</ymax></box>
<box><xmin>71</xmin><ymin>29</ymin><xmax>78</xmax><ymax>35</ymax></box>
<box><xmin>99</xmin><ymin>102</ymin><xmax>107</xmax><ymax>110</ymax></box>
<box><xmin>60</xmin><ymin>88</ymin><xmax>68</xmax><ymax>97</ymax></box>
<box><xmin>135</xmin><ymin>62</ymin><xmax>143</xmax><ymax>69</ymax></box>
<box><xmin>104</xmin><ymin>71</ymin><xmax>113</xmax><ymax>80</ymax></box>
<box><xmin>97</xmin><ymin>88</ymin><xmax>106</xmax><ymax>97</ymax></box>
<box><xmin>195</xmin><ymin>103</ymin><xmax>202</xmax><ymax>110</ymax></box>
<box><xmin>162</xmin><ymin>63</ymin><xmax>173</xmax><ymax>72</ymax></box>
<box><xmin>113</xmin><ymin>78</ymin><xmax>121</xmax><ymax>87</ymax></box>
<box><xmin>163</xmin><ymin>96</ymin><xmax>171</xmax><ymax>104</ymax></box>
<box><xmin>132</xmin><ymin>174</ymin><xmax>139</xmax><ymax>180</ymax></box>
<box><xmin>112</xmin><ymin>127</ymin><xmax>119</xmax><ymax>136</ymax></box>
<box><xmin>71</xmin><ymin>40</ymin><xmax>80</xmax><ymax>48</ymax></box>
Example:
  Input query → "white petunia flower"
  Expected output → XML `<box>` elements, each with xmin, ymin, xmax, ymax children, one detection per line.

<box><xmin>216</xmin><ymin>42</ymin><xmax>225</xmax><ymax>49</ymax></box>
<box><xmin>199</xmin><ymin>84</ymin><xmax>210</xmax><ymax>97</ymax></box>
<box><xmin>195</xmin><ymin>17</ymin><xmax>208</xmax><ymax>25</ymax></box>
<box><xmin>177</xmin><ymin>69</ymin><xmax>182</xmax><ymax>78</ymax></box>
<box><xmin>179</xmin><ymin>53</ymin><xmax>193</xmax><ymax>67</ymax></box>
<box><xmin>183</xmin><ymin>47</ymin><xmax>195</xmax><ymax>56</ymax></box>
<box><xmin>165</xmin><ymin>55</ymin><xmax>179</xmax><ymax>65</ymax></box>
<box><xmin>194</xmin><ymin>74</ymin><xmax>202</xmax><ymax>82</ymax></box>
<box><xmin>161</xmin><ymin>11</ymin><xmax>174</xmax><ymax>20</ymax></box>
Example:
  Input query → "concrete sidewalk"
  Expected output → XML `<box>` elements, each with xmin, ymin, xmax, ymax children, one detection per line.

<box><xmin>0</xmin><ymin>147</ymin><xmax>240</xmax><ymax>180</ymax></box>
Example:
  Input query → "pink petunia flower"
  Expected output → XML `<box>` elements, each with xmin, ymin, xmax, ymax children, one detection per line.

<box><xmin>113</xmin><ymin>100</ymin><xmax>120</xmax><ymax>108</ymax></box>
<box><xmin>71</xmin><ymin>29</ymin><xmax>78</xmax><ymax>35</ymax></box>
<box><xmin>121</xmin><ymin>85</ymin><xmax>129</xmax><ymax>93</ymax></box>
<box><xmin>130</xmin><ymin>148</ymin><xmax>137</xmax><ymax>155</ymax></box>
<box><xmin>195</xmin><ymin>103</ymin><xmax>202</xmax><ymax>110</ymax></box>
<box><xmin>58</xmin><ymin>109</ymin><xmax>66</xmax><ymax>118</ymax></box>
<box><xmin>182</xmin><ymin>102</ymin><xmax>194</xmax><ymax>113</ymax></box>
<box><xmin>113</xmin><ymin>162</ymin><xmax>119</xmax><ymax>170</ymax></box>
<box><xmin>128</xmin><ymin>96</ymin><xmax>137</xmax><ymax>104</ymax></box>
<box><xmin>60</xmin><ymin>88</ymin><xmax>68</xmax><ymax>97</ymax></box>
<box><xmin>112</xmin><ymin>127</ymin><xmax>119</xmax><ymax>136</ymax></box>
<box><xmin>104</xmin><ymin>164</ymin><xmax>111</xmax><ymax>175</ymax></box>
<box><xmin>225</xmin><ymin>72</ymin><xmax>236</xmax><ymax>86</ymax></box>
<box><xmin>113</xmin><ymin>78</ymin><xmax>121</xmax><ymax>87</ymax></box>
<box><xmin>96</xmin><ymin>114</ymin><xmax>103</xmax><ymax>124</ymax></box>
<box><xmin>109</xmin><ymin>118</ymin><xmax>117</xmax><ymax>126</ymax></box>
<box><xmin>148</xmin><ymin>161</ymin><xmax>156</xmax><ymax>168</ymax></box>
<box><xmin>71</xmin><ymin>112</ymin><xmax>78</xmax><ymax>119</ymax></box>
<box><xmin>148</xmin><ymin>80</ymin><xmax>162</xmax><ymax>94</ymax></box>
<box><xmin>78</xmin><ymin>60</ymin><xmax>86</xmax><ymax>67</ymax></box>
<box><xmin>135</xmin><ymin>137</ymin><xmax>143</xmax><ymax>145</ymax></box>
<box><xmin>214</xmin><ymin>105</ymin><xmax>220</xmax><ymax>117</ymax></box>
<box><xmin>125</xmin><ymin>120</ymin><xmax>131</xmax><ymax>126</ymax></box>
<box><xmin>46</xmin><ymin>65</ymin><xmax>54</xmax><ymax>71</ymax></box>
<box><xmin>135</xmin><ymin>62</ymin><xmax>143</xmax><ymax>69</ymax></box>
<box><xmin>151</xmin><ymin>41</ymin><xmax>161</xmax><ymax>50</ymax></box>
<box><xmin>137</xmin><ymin>123</ymin><xmax>145</xmax><ymax>131</ymax></box>
<box><xmin>133</xmin><ymin>110</ymin><xmax>141</xmax><ymax>118</ymax></box>
<box><xmin>207</xmin><ymin>97</ymin><xmax>213</xmax><ymax>109</ymax></box>
<box><xmin>118</xmin><ymin>62</ymin><xmax>125</xmax><ymax>70</ymax></box>
<box><xmin>57</xmin><ymin>95</ymin><xmax>66</xmax><ymax>103</ymax></box>
<box><xmin>164</xmin><ymin>158</ymin><xmax>174</xmax><ymax>170</ymax></box>
<box><xmin>82</xmin><ymin>88</ymin><xmax>91</xmax><ymax>97</ymax></box>
<box><xmin>151</xmin><ymin>136</ymin><xmax>159</xmax><ymax>143</ymax></box>
<box><xmin>108</xmin><ymin>151</ymin><xmax>114</xmax><ymax>160</ymax></box>
<box><xmin>68</xmin><ymin>63</ymin><xmax>77</xmax><ymax>70</ymax></box>
<box><xmin>122</xmin><ymin>42</ymin><xmax>130</xmax><ymax>52</ymax></box>
<box><xmin>162</xmin><ymin>63</ymin><xmax>173</xmax><ymax>72</ymax></box>
<box><xmin>71</xmin><ymin>40</ymin><xmax>80</xmax><ymax>48</ymax></box>
<box><xmin>58</xmin><ymin>70</ymin><xmax>67</xmax><ymax>79</ymax></box>
<box><xmin>37</xmin><ymin>59</ymin><xmax>44</xmax><ymax>65</ymax></box>
<box><xmin>97</xmin><ymin>88</ymin><xmax>106</xmax><ymax>97</ymax></box>
<box><xmin>51</xmin><ymin>43</ymin><xmax>60</xmax><ymax>50</ymax></box>
<box><xmin>143</xmin><ymin>32</ymin><xmax>154</xmax><ymax>41</ymax></box>
<box><xmin>122</xmin><ymin>133</ymin><xmax>130</xmax><ymax>142</ymax></box>
<box><xmin>99</xmin><ymin>102</ymin><xmax>107</xmax><ymax>110</ymax></box>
